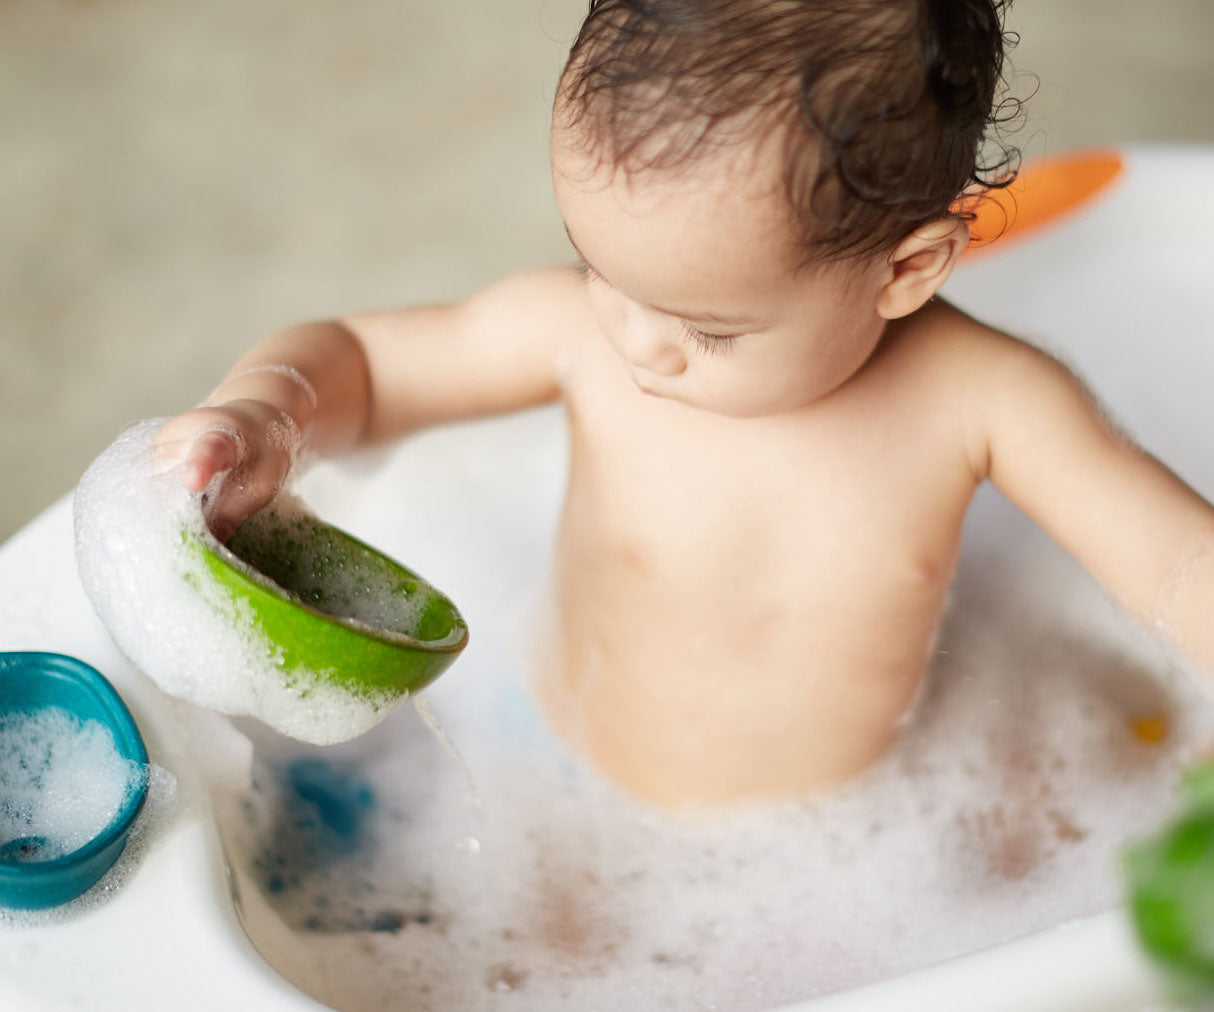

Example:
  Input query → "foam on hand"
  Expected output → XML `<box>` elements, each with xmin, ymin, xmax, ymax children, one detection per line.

<box><xmin>73</xmin><ymin>419</ymin><xmax>403</xmax><ymax>744</ymax></box>
<box><xmin>0</xmin><ymin>707</ymin><xmax>144</xmax><ymax>863</ymax></box>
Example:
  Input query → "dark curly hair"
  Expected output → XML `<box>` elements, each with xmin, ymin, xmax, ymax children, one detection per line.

<box><xmin>556</xmin><ymin>0</ymin><xmax>1022</xmax><ymax>262</ymax></box>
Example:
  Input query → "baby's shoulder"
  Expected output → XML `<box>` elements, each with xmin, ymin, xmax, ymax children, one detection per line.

<box><xmin>469</xmin><ymin>267</ymin><xmax>594</xmax><ymax>332</ymax></box>
<box><xmin>881</xmin><ymin>299</ymin><xmax>1095</xmax><ymax>474</ymax></box>
<box><xmin>882</xmin><ymin>298</ymin><xmax>1052</xmax><ymax>387</ymax></box>
<box><xmin>439</xmin><ymin>268</ymin><xmax>597</xmax><ymax>390</ymax></box>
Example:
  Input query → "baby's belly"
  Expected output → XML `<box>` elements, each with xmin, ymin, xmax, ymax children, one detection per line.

<box><xmin>537</xmin><ymin>479</ymin><xmax>958</xmax><ymax>809</ymax></box>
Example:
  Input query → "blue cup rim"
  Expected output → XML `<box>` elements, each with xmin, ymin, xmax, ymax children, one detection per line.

<box><xmin>0</xmin><ymin>651</ymin><xmax>149</xmax><ymax>884</ymax></box>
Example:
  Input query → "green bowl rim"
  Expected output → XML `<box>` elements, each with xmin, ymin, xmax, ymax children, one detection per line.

<box><xmin>194</xmin><ymin>523</ymin><xmax>470</xmax><ymax>655</ymax></box>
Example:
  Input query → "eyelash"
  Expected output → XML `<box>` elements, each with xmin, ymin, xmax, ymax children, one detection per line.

<box><xmin>578</xmin><ymin>258</ymin><xmax>739</xmax><ymax>356</ymax></box>
<box><xmin>680</xmin><ymin>322</ymin><xmax>739</xmax><ymax>356</ymax></box>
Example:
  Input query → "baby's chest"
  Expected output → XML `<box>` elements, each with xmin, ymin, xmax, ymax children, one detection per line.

<box><xmin>561</xmin><ymin>394</ymin><xmax>974</xmax><ymax>607</ymax></box>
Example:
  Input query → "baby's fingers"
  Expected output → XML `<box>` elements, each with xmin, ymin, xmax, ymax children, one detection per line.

<box><xmin>153</xmin><ymin>403</ymin><xmax>295</xmax><ymax>542</ymax></box>
<box><xmin>153</xmin><ymin>421</ymin><xmax>243</xmax><ymax>487</ymax></box>
<box><xmin>180</xmin><ymin>430</ymin><xmax>241</xmax><ymax>491</ymax></box>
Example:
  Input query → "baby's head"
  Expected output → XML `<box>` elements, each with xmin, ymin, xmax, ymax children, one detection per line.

<box><xmin>551</xmin><ymin>0</ymin><xmax>1018</xmax><ymax>417</ymax></box>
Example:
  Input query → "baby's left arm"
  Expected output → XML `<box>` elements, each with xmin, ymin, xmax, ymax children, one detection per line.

<box><xmin>967</xmin><ymin>325</ymin><xmax>1214</xmax><ymax>672</ymax></box>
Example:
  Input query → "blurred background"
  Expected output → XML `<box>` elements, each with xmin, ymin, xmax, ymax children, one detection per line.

<box><xmin>3</xmin><ymin>0</ymin><xmax>1213</xmax><ymax>541</ymax></box>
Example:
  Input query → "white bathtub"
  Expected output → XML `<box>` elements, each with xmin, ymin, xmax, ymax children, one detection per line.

<box><xmin>3</xmin><ymin>146</ymin><xmax>1211</xmax><ymax>1011</ymax></box>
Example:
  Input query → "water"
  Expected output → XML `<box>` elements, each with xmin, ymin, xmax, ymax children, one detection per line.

<box><xmin>73</xmin><ymin>412</ymin><xmax>1213</xmax><ymax>1008</ymax></box>
<box><xmin>213</xmin><ymin>587</ymin><xmax>1208</xmax><ymax>1011</ymax></box>
<box><xmin>0</xmin><ymin>761</ymin><xmax>180</xmax><ymax>927</ymax></box>
<box><xmin>182</xmin><ymin>405</ymin><xmax>1214</xmax><ymax>1011</ymax></box>
<box><xmin>0</xmin><ymin>707</ymin><xmax>144</xmax><ymax>863</ymax></box>
<box><xmin>224</xmin><ymin>500</ymin><xmax>442</xmax><ymax>640</ymax></box>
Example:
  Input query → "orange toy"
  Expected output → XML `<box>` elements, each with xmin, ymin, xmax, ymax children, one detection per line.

<box><xmin>962</xmin><ymin>149</ymin><xmax>1126</xmax><ymax>258</ymax></box>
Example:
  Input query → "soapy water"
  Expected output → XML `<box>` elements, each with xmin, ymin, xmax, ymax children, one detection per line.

<box><xmin>0</xmin><ymin>760</ymin><xmax>178</xmax><ymax>926</ymax></box>
<box><xmin>0</xmin><ymin>707</ymin><xmax>144</xmax><ymax>863</ymax></box>
<box><xmin>0</xmin><ymin>705</ymin><xmax>177</xmax><ymax>924</ymax></box>
<box><xmin>73</xmin><ymin>419</ymin><xmax>419</xmax><ymax>745</ymax></box>
<box><xmin>211</xmin><ymin>593</ymin><xmax>1214</xmax><ymax>1012</ymax></box>
<box><xmin>226</xmin><ymin>502</ymin><xmax>439</xmax><ymax>641</ymax></box>
<box><xmin>71</xmin><ymin>416</ymin><xmax>1214</xmax><ymax>1006</ymax></box>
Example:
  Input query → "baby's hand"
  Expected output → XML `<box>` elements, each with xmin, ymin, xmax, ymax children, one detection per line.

<box><xmin>154</xmin><ymin>399</ymin><xmax>300</xmax><ymax>541</ymax></box>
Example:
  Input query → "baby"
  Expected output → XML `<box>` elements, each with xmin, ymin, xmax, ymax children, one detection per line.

<box><xmin>156</xmin><ymin>0</ymin><xmax>1214</xmax><ymax>809</ymax></box>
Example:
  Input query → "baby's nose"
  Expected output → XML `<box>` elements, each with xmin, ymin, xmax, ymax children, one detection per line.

<box><xmin>620</xmin><ymin>307</ymin><xmax>687</xmax><ymax>376</ymax></box>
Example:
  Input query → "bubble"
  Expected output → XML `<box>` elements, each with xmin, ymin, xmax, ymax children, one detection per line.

<box><xmin>208</xmin><ymin>593</ymin><xmax>1213</xmax><ymax>1011</ymax></box>
<box><xmin>73</xmin><ymin>419</ymin><xmax>410</xmax><ymax>744</ymax></box>
<box><xmin>0</xmin><ymin>707</ymin><xmax>143</xmax><ymax>862</ymax></box>
<box><xmin>1</xmin><ymin>762</ymin><xmax>179</xmax><ymax>926</ymax></box>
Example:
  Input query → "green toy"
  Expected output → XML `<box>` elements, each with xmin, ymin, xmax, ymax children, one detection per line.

<box><xmin>188</xmin><ymin>503</ymin><xmax>468</xmax><ymax>704</ymax></box>
<box><xmin>1125</xmin><ymin>760</ymin><xmax>1214</xmax><ymax>999</ymax></box>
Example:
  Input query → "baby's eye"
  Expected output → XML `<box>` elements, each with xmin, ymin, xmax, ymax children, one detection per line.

<box><xmin>681</xmin><ymin>322</ymin><xmax>739</xmax><ymax>356</ymax></box>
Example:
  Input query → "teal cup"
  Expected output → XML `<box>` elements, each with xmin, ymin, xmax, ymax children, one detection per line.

<box><xmin>0</xmin><ymin>652</ymin><xmax>149</xmax><ymax>910</ymax></box>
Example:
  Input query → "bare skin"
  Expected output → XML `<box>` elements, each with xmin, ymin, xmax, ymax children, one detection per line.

<box><xmin>155</xmin><ymin>127</ymin><xmax>1214</xmax><ymax>809</ymax></box>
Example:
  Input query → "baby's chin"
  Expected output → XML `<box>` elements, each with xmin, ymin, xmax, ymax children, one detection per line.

<box><xmin>709</xmin><ymin>375</ymin><xmax>872</xmax><ymax>419</ymax></box>
<box><xmin>629</xmin><ymin>364</ymin><xmax>834</xmax><ymax>418</ymax></box>
<box><xmin>654</xmin><ymin>386</ymin><xmax>823</xmax><ymax>420</ymax></box>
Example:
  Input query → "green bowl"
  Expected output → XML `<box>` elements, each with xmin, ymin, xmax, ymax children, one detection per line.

<box><xmin>186</xmin><ymin>503</ymin><xmax>468</xmax><ymax>705</ymax></box>
<box><xmin>1125</xmin><ymin>761</ymin><xmax>1214</xmax><ymax>998</ymax></box>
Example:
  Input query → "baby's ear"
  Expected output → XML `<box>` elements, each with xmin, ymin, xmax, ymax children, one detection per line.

<box><xmin>875</xmin><ymin>216</ymin><xmax>969</xmax><ymax>320</ymax></box>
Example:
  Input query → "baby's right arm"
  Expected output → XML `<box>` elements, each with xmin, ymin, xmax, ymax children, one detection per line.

<box><xmin>155</xmin><ymin>268</ymin><xmax>586</xmax><ymax>539</ymax></box>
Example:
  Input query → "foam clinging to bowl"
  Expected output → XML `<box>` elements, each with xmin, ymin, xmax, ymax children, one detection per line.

<box><xmin>72</xmin><ymin>419</ymin><xmax>414</xmax><ymax>744</ymax></box>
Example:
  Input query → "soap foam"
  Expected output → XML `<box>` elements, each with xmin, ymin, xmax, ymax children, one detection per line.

<box><xmin>73</xmin><ymin>420</ymin><xmax>404</xmax><ymax>744</ymax></box>
<box><xmin>211</xmin><ymin>594</ymin><xmax>1213</xmax><ymax>1012</ymax></box>
<box><xmin>0</xmin><ymin>762</ymin><xmax>179</xmax><ymax>926</ymax></box>
<box><xmin>0</xmin><ymin>707</ymin><xmax>143</xmax><ymax>862</ymax></box>
<box><xmin>78</xmin><ymin>410</ymin><xmax>1214</xmax><ymax>1007</ymax></box>
<box><xmin>228</xmin><ymin>502</ymin><xmax>438</xmax><ymax>640</ymax></box>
